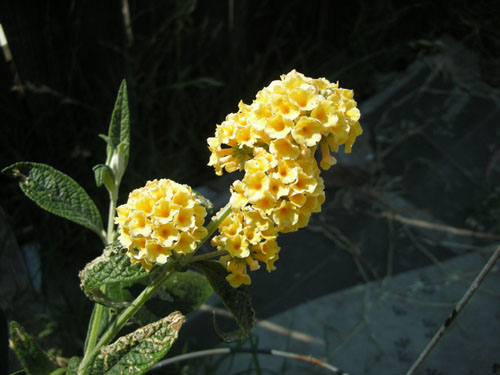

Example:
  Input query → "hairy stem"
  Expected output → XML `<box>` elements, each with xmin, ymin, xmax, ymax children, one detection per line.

<box><xmin>184</xmin><ymin>249</ymin><xmax>227</xmax><ymax>263</ymax></box>
<box><xmin>106</xmin><ymin>187</ymin><xmax>118</xmax><ymax>245</ymax></box>
<box><xmin>82</xmin><ymin>187</ymin><xmax>118</xmax><ymax>362</ymax></box>
<box><xmin>181</xmin><ymin>202</ymin><xmax>232</xmax><ymax>264</ymax></box>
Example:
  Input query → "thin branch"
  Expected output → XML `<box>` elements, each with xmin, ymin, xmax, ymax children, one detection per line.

<box><xmin>405</xmin><ymin>243</ymin><xmax>500</xmax><ymax>375</ymax></box>
<box><xmin>185</xmin><ymin>249</ymin><xmax>227</xmax><ymax>263</ymax></box>
<box><xmin>379</xmin><ymin>211</ymin><xmax>500</xmax><ymax>240</ymax></box>
<box><xmin>121</xmin><ymin>0</ymin><xmax>134</xmax><ymax>47</ymax></box>
<box><xmin>150</xmin><ymin>347</ymin><xmax>353</xmax><ymax>375</ymax></box>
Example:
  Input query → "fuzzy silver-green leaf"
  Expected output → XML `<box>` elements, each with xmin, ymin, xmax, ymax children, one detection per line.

<box><xmin>79</xmin><ymin>243</ymin><xmax>148</xmax><ymax>295</ymax></box>
<box><xmin>2</xmin><ymin>162</ymin><xmax>104</xmax><ymax>237</ymax></box>
<box><xmin>106</xmin><ymin>80</ymin><xmax>130</xmax><ymax>169</ymax></box>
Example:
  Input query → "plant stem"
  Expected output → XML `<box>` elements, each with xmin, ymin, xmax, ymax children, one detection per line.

<box><xmin>189</xmin><ymin>202</ymin><xmax>232</xmax><ymax>256</ymax></box>
<box><xmin>151</xmin><ymin>347</ymin><xmax>348</xmax><ymax>374</ymax></box>
<box><xmin>184</xmin><ymin>249</ymin><xmax>227</xmax><ymax>263</ymax></box>
<box><xmin>82</xmin><ymin>187</ymin><xmax>118</xmax><ymax>361</ymax></box>
<box><xmin>106</xmin><ymin>187</ymin><xmax>118</xmax><ymax>245</ymax></box>
<box><xmin>206</xmin><ymin>202</ymin><xmax>232</xmax><ymax>235</ymax></box>
<box><xmin>405</xmin><ymin>243</ymin><xmax>500</xmax><ymax>375</ymax></box>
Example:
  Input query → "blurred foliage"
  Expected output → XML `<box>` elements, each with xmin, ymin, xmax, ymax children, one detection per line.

<box><xmin>0</xmin><ymin>0</ymin><xmax>499</xmax><ymax>362</ymax></box>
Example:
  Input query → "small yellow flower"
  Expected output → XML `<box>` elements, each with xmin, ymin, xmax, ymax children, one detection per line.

<box><xmin>302</xmin><ymin>193</ymin><xmax>325</xmax><ymax>214</ymax></box>
<box><xmin>115</xmin><ymin>205</ymin><xmax>130</xmax><ymax>225</ymax></box>
<box><xmin>152</xmin><ymin>223</ymin><xmax>178</xmax><ymax>247</ymax></box>
<box><xmin>288</xmin><ymin>84</ymin><xmax>321</xmax><ymax>111</ymax></box>
<box><xmin>289</xmin><ymin>193</ymin><xmax>307</xmax><ymax>207</ymax></box>
<box><xmin>175</xmin><ymin>231</ymin><xmax>197</xmax><ymax>254</ymax></box>
<box><xmin>152</xmin><ymin>198</ymin><xmax>177</xmax><ymax>224</ymax></box>
<box><xmin>226</xmin><ymin>272</ymin><xmax>251</xmax><ymax>288</ymax></box>
<box><xmin>244</xmin><ymin>153</ymin><xmax>273</xmax><ymax>175</ymax></box>
<box><xmin>253</xmin><ymin>193</ymin><xmax>277</xmax><ymax>213</ymax></box>
<box><xmin>242</xmin><ymin>170</ymin><xmax>269</xmax><ymax>202</ymax></box>
<box><xmin>270</xmin><ymin>94</ymin><xmax>300</xmax><ymax>121</ymax></box>
<box><xmin>226</xmin><ymin>234</ymin><xmax>250</xmax><ymax>258</ymax></box>
<box><xmin>274</xmin><ymin>159</ymin><xmax>299</xmax><ymax>184</ymax></box>
<box><xmin>268</xmin><ymin>176</ymin><xmax>289</xmax><ymax>199</ymax></box>
<box><xmin>135</xmin><ymin>196</ymin><xmax>154</xmax><ymax>216</ymax></box>
<box><xmin>229</xmin><ymin>180</ymin><xmax>248</xmax><ymax>209</ymax></box>
<box><xmin>319</xmin><ymin>139</ymin><xmax>337</xmax><ymax>170</ymax></box>
<box><xmin>345</xmin><ymin>120</ymin><xmax>363</xmax><ymax>153</ymax></box>
<box><xmin>291</xmin><ymin>117</ymin><xmax>323</xmax><ymax>147</ymax></box>
<box><xmin>225</xmin><ymin>259</ymin><xmax>251</xmax><ymax>288</ymax></box>
<box><xmin>243</xmin><ymin>226</ymin><xmax>261</xmax><ymax>245</ymax></box>
<box><xmin>346</xmin><ymin>107</ymin><xmax>361</xmax><ymax>122</ymax></box>
<box><xmin>272</xmin><ymin>200</ymin><xmax>299</xmax><ymax>231</ymax></box>
<box><xmin>128</xmin><ymin>211</ymin><xmax>151</xmax><ymax>237</ymax></box>
<box><xmin>252</xmin><ymin>238</ymin><xmax>280</xmax><ymax>272</ymax></box>
<box><xmin>174</xmin><ymin>207</ymin><xmax>196</xmax><ymax>231</ymax></box>
<box><xmin>269</xmin><ymin>136</ymin><xmax>300</xmax><ymax>160</ymax></box>
<box><xmin>248</xmin><ymin>102</ymin><xmax>273</xmax><ymax>130</ymax></box>
<box><xmin>263</xmin><ymin>114</ymin><xmax>293</xmax><ymax>139</ymax></box>
<box><xmin>244</xmin><ymin>210</ymin><xmax>275</xmax><ymax>234</ymax></box>
<box><xmin>235</xmin><ymin>125</ymin><xmax>258</xmax><ymax>147</ymax></box>
<box><xmin>280</xmin><ymin>69</ymin><xmax>308</xmax><ymax>91</ymax></box>
<box><xmin>311</xmin><ymin>100</ymin><xmax>338</xmax><ymax>129</ymax></box>
<box><xmin>145</xmin><ymin>241</ymin><xmax>169</xmax><ymax>264</ymax></box>
<box><xmin>291</xmin><ymin>171</ymin><xmax>318</xmax><ymax>195</ymax></box>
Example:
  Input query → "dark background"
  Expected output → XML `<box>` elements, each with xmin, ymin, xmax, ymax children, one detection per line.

<box><xmin>1</xmin><ymin>0</ymin><xmax>499</xmax><ymax>367</ymax></box>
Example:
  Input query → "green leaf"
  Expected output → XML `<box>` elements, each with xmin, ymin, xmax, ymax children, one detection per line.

<box><xmin>106</xmin><ymin>80</ymin><xmax>130</xmax><ymax>168</ymax></box>
<box><xmin>9</xmin><ymin>321</ymin><xmax>58</xmax><ymax>375</ymax></box>
<box><xmin>90</xmin><ymin>312</ymin><xmax>185</xmax><ymax>374</ymax></box>
<box><xmin>135</xmin><ymin>270</ymin><xmax>213</xmax><ymax>326</ymax></box>
<box><xmin>191</xmin><ymin>260</ymin><xmax>254</xmax><ymax>341</ymax></box>
<box><xmin>79</xmin><ymin>242</ymin><xmax>148</xmax><ymax>296</ymax></box>
<box><xmin>160</xmin><ymin>270</ymin><xmax>213</xmax><ymax>314</ymax></box>
<box><xmin>93</xmin><ymin>164</ymin><xmax>115</xmax><ymax>191</ymax></box>
<box><xmin>66</xmin><ymin>357</ymin><xmax>81</xmax><ymax>375</ymax></box>
<box><xmin>2</xmin><ymin>162</ymin><xmax>104</xmax><ymax>238</ymax></box>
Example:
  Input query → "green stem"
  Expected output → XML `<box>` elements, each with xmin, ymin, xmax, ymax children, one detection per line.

<box><xmin>82</xmin><ymin>187</ymin><xmax>118</xmax><ymax>362</ymax></box>
<box><xmin>106</xmin><ymin>187</ymin><xmax>118</xmax><ymax>245</ymax></box>
<box><xmin>184</xmin><ymin>249</ymin><xmax>227</xmax><ymax>263</ymax></box>
<box><xmin>49</xmin><ymin>368</ymin><xmax>67</xmax><ymax>375</ymax></box>
<box><xmin>83</xmin><ymin>302</ymin><xmax>105</xmax><ymax>357</ymax></box>
<box><xmin>182</xmin><ymin>202</ymin><xmax>232</xmax><ymax>264</ymax></box>
<box><xmin>206</xmin><ymin>202</ymin><xmax>232</xmax><ymax>235</ymax></box>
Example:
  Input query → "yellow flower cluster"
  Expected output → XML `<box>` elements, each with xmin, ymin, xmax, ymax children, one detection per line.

<box><xmin>208</xmin><ymin>70</ymin><xmax>362</xmax><ymax>287</ymax></box>
<box><xmin>116</xmin><ymin>179</ymin><xmax>208</xmax><ymax>270</ymax></box>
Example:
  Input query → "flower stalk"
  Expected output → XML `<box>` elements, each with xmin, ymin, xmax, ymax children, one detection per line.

<box><xmin>81</xmin><ymin>168</ymin><xmax>120</xmax><ymax>369</ymax></box>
